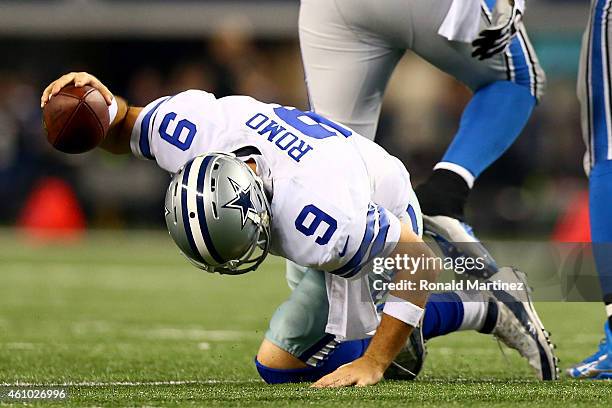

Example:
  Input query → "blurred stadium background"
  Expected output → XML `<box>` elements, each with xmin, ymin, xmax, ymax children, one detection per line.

<box><xmin>2</xmin><ymin>2</ymin><xmax>612</xmax><ymax>404</ymax></box>
<box><xmin>0</xmin><ymin>0</ymin><xmax>593</xmax><ymax>238</ymax></box>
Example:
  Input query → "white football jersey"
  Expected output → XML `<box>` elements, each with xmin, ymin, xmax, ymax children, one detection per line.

<box><xmin>130</xmin><ymin>90</ymin><xmax>421</xmax><ymax>277</ymax></box>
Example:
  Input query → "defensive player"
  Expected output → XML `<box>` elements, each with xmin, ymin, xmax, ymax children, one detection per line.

<box><xmin>568</xmin><ymin>0</ymin><xmax>612</xmax><ymax>379</ymax></box>
<box><xmin>41</xmin><ymin>72</ymin><xmax>557</xmax><ymax>385</ymax></box>
<box><xmin>299</xmin><ymin>0</ymin><xmax>543</xmax><ymax>275</ymax></box>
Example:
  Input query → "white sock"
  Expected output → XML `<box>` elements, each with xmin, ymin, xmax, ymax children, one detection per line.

<box><xmin>455</xmin><ymin>291</ymin><xmax>489</xmax><ymax>331</ymax></box>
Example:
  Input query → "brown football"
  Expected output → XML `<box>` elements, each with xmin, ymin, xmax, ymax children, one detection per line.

<box><xmin>42</xmin><ymin>85</ymin><xmax>109</xmax><ymax>154</ymax></box>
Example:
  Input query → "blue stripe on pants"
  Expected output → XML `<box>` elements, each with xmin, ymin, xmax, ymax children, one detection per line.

<box><xmin>590</xmin><ymin>0</ymin><xmax>612</xmax><ymax>162</ymax></box>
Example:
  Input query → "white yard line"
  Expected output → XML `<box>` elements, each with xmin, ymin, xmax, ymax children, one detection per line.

<box><xmin>70</xmin><ymin>321</ymin><xmax>260</xmax><ymax>341</ymax></box>
<box><xmin>1</xmin><ymin>257</ymin><xmax>286</xmax><ymax>269</ymax></box>
<box><xmin>0</xmin><ymin>380</ymin><xmax>261</xmax><ymax>387</ymax></box>
<box><xmin>143</xmin><ymin>328</ymin><xmax>258</xmax><ymax>341</ymax></box>
<box><xmin>0</xmin><ymin>262</ymin><xmax>178</xmax><ymax>272</ymax></box>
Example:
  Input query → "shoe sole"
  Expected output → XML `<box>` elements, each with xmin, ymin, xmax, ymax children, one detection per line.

<box><xmin>495</xmin><ymin>268</ymin><xmax>559</xmax><ymax>380</ymax></box>
<box><xmin>384</xmin><ymin>325</ymin><xmax>426</xmax><ymax>380</ymax></box>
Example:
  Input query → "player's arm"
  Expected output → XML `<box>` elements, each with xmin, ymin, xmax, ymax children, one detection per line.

<box><xmin>40</xmin><ymin>72</ymin><xmax>142</xmax><ymax>154</ymax></box>
<box><xmin>313</xmin><ymin>223</ymin><xmax>439</xmax><ymax>388</ymax></box>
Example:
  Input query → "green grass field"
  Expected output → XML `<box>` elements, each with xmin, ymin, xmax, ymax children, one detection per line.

<box><xmin>1</xmin><ymin>230</ymin><xmax>611</xmax><ymax>407</ymax></box>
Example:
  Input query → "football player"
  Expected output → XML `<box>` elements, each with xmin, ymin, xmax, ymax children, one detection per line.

<box><xmin>299</xmin><ymin>0</ymin><xmax>543</xmax><ymax>278</ymax></box>
<box><xmin>41</xmin><ymin>72</ymin><xmax>557</xmax><ymax>385</ymax></box>
<box><xmin>568</xmin><ymin>0</ymin><xmax>612</xmax><ymax>379</ymax></box>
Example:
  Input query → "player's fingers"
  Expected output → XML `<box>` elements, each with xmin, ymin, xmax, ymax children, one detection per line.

<box><xmin>50</xmin><ymin>73</ymin><xmax>76</xmax><ymax>97</ymax></box>
<box><xmin>356</xmin><ymin>375</ymin><xmax>378</xmax><ymax>387</ymax></box>
<box><xmin>70</xmin><ymin>73</ymin><xmax>114</xmax><ymax>106</ymax></box>
<box><xmin>73</xmin><ymin>72</ymin><xmax>89</xmax><ymax>87</ymax></box>
<box><xmin>471</xmin><ymin>47</ymin><xmax>486</xmax><ymax>59</ymax></box>
<box><xmin>355</xmin><ymin>380</ymin><xmax>370</xmax><ymax>387</ymax></box>
<box><xmin>337</xmin><ymin>375</ymin><xmax>357</xmax><ymax>388</ymax></box>
<box><xmin>96</xmin><ymin>83</ymin><xmax>114</xmax><ymax>106</ymax></box>
<box><xmin>311</xmin><ymin>374</ymin><xmax>337</xmax><ymax>388</ymax></box>
<box><xmin>41</xmin><ymin>82</ymin><xmax>56</xmax><ymax>107</ymax></box>
<box><xmin>81</xmin><ymin>75</ymin><xmax>114</xmax><ymax>105</ymax></box>
<box><xmin>312</xmin><ymin>372</ymin><xmax>347</xmax><ymax>388</ymax></box>
<box><xmin>50</xmin><ymin>81</ymin><xmax>64</xmax><ymax>97</ymax></box>
<box><xmin>479</xmin><ymin>42</ymin><xmax>509</xmax><ymax>60</ymax></box>
<box><xmin>73</xmin><ymin>72</ymin><xmax>99</xmax><ymax>89</ymax></box>
<box><xmin>315</xmin><ymin>372</ymin><xmax>357</xmax><ymax>388</ymax></box>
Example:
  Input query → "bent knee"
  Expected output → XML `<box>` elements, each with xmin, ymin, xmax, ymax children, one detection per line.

<box><xmin>255</xmin><ymin>339</ymin><xmax>324</xmax><ymax>384</ymax></box>
<box><xmin>256</xmin><ymin>339</ymin><xmax>307</xmax><ymax>369</ymax></box>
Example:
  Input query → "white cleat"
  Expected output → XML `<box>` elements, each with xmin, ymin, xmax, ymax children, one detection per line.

<box><xmin>485</xmin><ymin>267</ymin><xmax>559</xmax><ymax>380</ymax></box>
<box><xmin>385</xmin><ymin>324</ymin><xmax>426</xmax><ymax>381</ymax></box>
<box><xmin>423</xmin><ymin>215</ymin><xmax>498</xmax><ymax>279</ymax></box>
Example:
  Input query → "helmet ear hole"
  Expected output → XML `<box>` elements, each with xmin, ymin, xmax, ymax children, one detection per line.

<box><xmin>211</xmin><ymin>202</ymin><xmax>219</xmax><ymax>219</ymax></box>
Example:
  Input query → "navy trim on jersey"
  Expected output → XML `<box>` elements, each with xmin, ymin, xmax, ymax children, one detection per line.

<box><xmin>331</xmin><ymin>206</ymin><xmax>377</xmax><ymax>278</ymax></box>
<box><xmin>369</xmin><ymin>207</ymin><xmax>391</xmax><ymax>259</ymax></box>
<box><xmin>180</xmin><ymin>161</ymin><xmax>206</xmax><ymax>264</ymax></box>
<box><xmin>196</xmin><ymin>155</ymin><xmax>225</xmax><ymax>264</ymax></box>
<box><xmin>139</xmin><ymin>97</ymin><xmax>169</xmax><ymax>160</ymax></box>
<box><xmin>330</xmin><ymin>205</ymin><xmax>396</xmax><ymax>279</ymax></box>
<box><xmin>407</xmin><ymin>204</ymin><xmax>419</xmax><ymax>235</ymax></box>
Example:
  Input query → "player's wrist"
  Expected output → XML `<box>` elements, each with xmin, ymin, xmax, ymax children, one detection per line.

<box><xmin>360</xmin><ymin>352</ymin><xmax>389</xmax><ymax>374</ymax></box>
<box><xmin>110</xmin><ymin>97</ymin><xmax>128</xmax><ymax>127</ymax></box>
<box><xmin>100</xmin><ymin>96</ymin><xmax>133</xmax><ymax>154</ymax></box>
<box><xmin>108</xmin><ymin>97</ymin><xmax>119</xmax><ymax>126</ymax></box>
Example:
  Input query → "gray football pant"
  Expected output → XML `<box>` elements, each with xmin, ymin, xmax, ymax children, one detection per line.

<box><xmin>299</xmin><ymin>0</ymin><xmax>545</xmax><ymax>139</ymax></box>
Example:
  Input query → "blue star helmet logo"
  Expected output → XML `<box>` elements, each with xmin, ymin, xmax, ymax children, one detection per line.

<box><xmin>223</xmin><ymin>178</ymin><xmax>257</xmax><ymax>228</ymax></box>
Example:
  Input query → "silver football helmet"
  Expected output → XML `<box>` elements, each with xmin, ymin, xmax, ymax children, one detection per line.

<box><xmin>164</xmin><ymin>152</ymin><xmax>271</xmax><ymax>275</ymax></box>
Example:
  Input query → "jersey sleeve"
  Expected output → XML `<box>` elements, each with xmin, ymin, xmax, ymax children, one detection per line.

<box><xmin>327</xmin><ymin>203</ymin><xmax>402</xmax><ymax>278</ymax></box>
<box><xmin>271</xmin><ymin>177</ymin><xmax>402</xmax><ymax>279</ymax></box>
<box><xmin>130</xmin><ymin>96</ymin><xmax>171</xmax><ymax>161</ymax></box>
<box><xmin>129</xmin><ymin>90</ymin><xmax>224</xmax><ymax>174</ymax></box>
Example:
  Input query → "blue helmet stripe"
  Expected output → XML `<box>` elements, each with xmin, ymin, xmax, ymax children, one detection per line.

<box><xmin>196</xmin><ymin>155</ymin><xmax>225</xmax><ymax>264</ymax></box>
<box><xmin>139</xmin><ymin>97</ymin><xmax>169</xmax><ymax>160</ymax></box>
<box><xmin>180</xmin><ymin>160</ymin><xmax>206</xmax><ymax>263</ymax></box>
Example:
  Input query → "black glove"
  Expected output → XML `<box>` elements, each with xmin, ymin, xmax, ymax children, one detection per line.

<box><xmin>472</xmin><ymin>0</ymin><xmax>522</xmax><ymax>60</ymax></box>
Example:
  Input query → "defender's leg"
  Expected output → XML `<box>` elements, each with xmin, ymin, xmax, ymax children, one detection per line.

<box><xmin>299</xmin><ymin>0</ymin><xmax>403</xmax><ymax>140</ymax></box>
<box><xmin>568</xmin><ymin>0</ymin><xmax>612</xmax><ymax>380</ymax></box>
<box><xmin>410</xmin><ymin>0</ymin><xmax>544</xmax><ymax>220</ymax></box>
